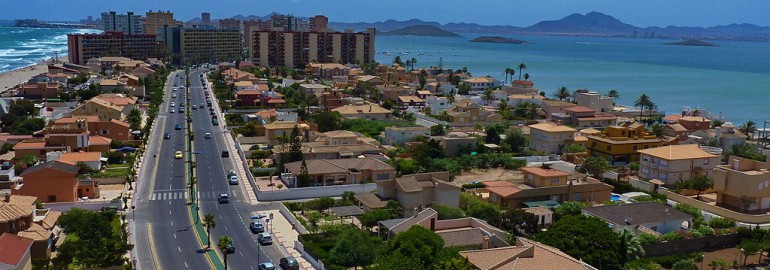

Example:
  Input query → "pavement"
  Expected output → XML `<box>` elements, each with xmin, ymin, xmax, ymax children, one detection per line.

<box><xmin>259</xmin><ymin>209</ymin><xmax>314</xmax><ymax>270</ymax></box>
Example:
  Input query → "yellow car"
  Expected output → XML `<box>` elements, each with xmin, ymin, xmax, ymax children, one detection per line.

<box><xmin>174</xmin><ymin>151</ymin><xmax>183</xmax><ymax>159</ymax></box>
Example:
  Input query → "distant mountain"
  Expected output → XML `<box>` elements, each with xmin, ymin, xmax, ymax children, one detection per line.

<box><xmin>525</xmin><ymin>11</ymin><xmax>637</xmax><ymax>34</ymax></box>
<box><xmin>665</xmin><ymin>39</ymin><xmax>718</xmax><ymax>47</ymax></box>
<box><xmin>380</xmin><ymin>25</ymin><xmax>461</xmax><ymax>37</ymax></box>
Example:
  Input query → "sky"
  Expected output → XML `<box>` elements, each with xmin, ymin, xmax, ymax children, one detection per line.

<box><xmin>2</xmin><ymin>0</ymin><xmax>770</xmax><ymax>27</ymax></box>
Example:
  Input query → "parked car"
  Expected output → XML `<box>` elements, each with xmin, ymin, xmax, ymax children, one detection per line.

<box><xmin>279</xmin><ymin>257</ymin><xmax>299</xmax><ymax>270</ymax></box>
<box><xmin>218</xmin><ymin>193</ymin><xmax>230</xmax><ymax>204</ymax></box>
<box><xmin>257</xmin><ymin>233</ymin><xmax>272</xmax><ymax>245</ymax></box>
<box><xmin>221</xmin><ymin>151</ymin><xmax>229</xmax><ymax>158</ymax></box>
<box><xmin>249</xmin><ymin>221</ymin><xmax>265</xmax><ymax>234</ymax></box>
<box><xmin>227</xmin><ymin>170</ymin><xmax>236</xmax><ymax>178</ymax></box>
<box><xmin>192</xmin><ymin>104</ymin><xmax>197</xmax><ymax>110</ymax></box>
<box><xmin>228</xmin><ymin>175</ymin><xmax>238</xmax><ymax>185</ymax></box>
<box><xmin>258</xmin><ymin>263</ymin><xmax>276</xmax><ymax>270</ymax></box>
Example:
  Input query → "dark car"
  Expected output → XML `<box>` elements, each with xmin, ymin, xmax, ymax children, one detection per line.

<box><xmin>174</xmin><ymin>124</ymin><xmax>182</xmax><ymax>130</ymax></box>
<box><xmin>218</xmin><ymin>193</ymin><xmax>230</xmax><ymax>204</ymax></box>
<box><xmin>164</xmin><ymin>133</ymin><xmax>171</xmax><ymax>139</ymax></box>
<box><xmin>221</xmin><ymin>151</ymin><xmax>229</xmax><ymax>158</ymax></box>
<box><xmin>279</xmin><ymin>257</ymin><xmax>299</xmax><ymax>270</ymax></box>
<box><xmin>249</xmin><ymin>221</ymin><xmax>265</xmax><ymax>234</ymax></box>
<box><xmin>212</xmin><ymin>119</ymin><xmax>219</xmax><ymax>126</ymax></box>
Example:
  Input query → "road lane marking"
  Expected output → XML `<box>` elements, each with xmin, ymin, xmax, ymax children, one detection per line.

<box><xmin>185</xmin><ymin>262</ymin><xmax>188</xmax><ymax>268</ymax></box>
<box><xmin>178</xmin><ymin>246</ymin><xmax>181</xmax><ymax>253</ymax></box>
<box><xmin>147</xmin><ymin>224</ymin><xmax>162</xmax><ymax>270</ymax></box>
<box><xmin>170</xmin><ymin>221</ymin><xmax>173</xmax><ymax>226</ymax></box>
<box><xmin>174</xmin><ymin>233</ymin><xmax>177</xmax><ymax>239</ymax></box>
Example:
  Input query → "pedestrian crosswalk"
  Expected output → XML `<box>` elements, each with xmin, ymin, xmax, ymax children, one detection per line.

<box><xmin>149</xmin><ymin>190</ymin><xmax>238</xmax><ymax>201</ymax></box>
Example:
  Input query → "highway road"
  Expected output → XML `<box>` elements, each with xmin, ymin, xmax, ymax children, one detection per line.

<box><xmin>133</xmin><ymin>68</ymin><xmax>288</xmax><ymax>270</ymax></box>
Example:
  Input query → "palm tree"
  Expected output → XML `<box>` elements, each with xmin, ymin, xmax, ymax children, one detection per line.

<box><xmin>202</xmin><ymin>213</ymin><xmax>216</xmax><ymax>249</ymax></box>
<box><xmin>217</xmin><ymin>236</ymin><xmax>233</xmax><ymax>270</ymax></box>
<box><xmin>517</xmin><ymin>63</ymin><xmax>527</xmax><ymax>80</ymax></box>
<box><xmin>523</xmin><ymin>73</ymin><xmax>529</xmax><ymax>81</ymax></box>
<box><xmin>503</xmin><ymin>68</ymin><xmax>513</xmax><ymax>84</ymax></box>
<box><xmin>740</xmin><ymin>121</ymin><xmax>757</xmax><ymax>138</ymax></box>
<box><xmin>405</xmin><ymin>59</ymin><xmax>411</xmax><ymax>70</ymax></box>
<box><xmin>447</xmin><ymin>90</ymin><xmax>456</xmax><ymax>103</ymax></box>
<box><xmin>607</xmin><ymin>89</ymin><xmax>619</xmax><ymax>102</ymax></box>
<box><xmin>553</xmin><ymin>86</ymin><xmax>571</xmax><ymax>101</ymax></box>
<box><xmin>618</xmin><ymin>229</ymin><xmax>645</xmax><ymax>265</ymax></box>
<box><xmin>634</xmin><ymin>94</ymin><xmax>650</xmax><ymax>118</ymax></box>
<box><xmin>410</xmin><ymin>57</ymin><xmax>417</xmax><ymax>71</ymax></box>
<box><xmin>483</xmin><ymin>89</ymin><xmax>495</xmax><ymax>105</ymax></box>
<box><xmin>650</xmin><ymin>123</ymin><xmax>665</xmax><ymax>138</ymax></box>
<box><xmin>646</xmin><ymin>101</ymin><xmax>657</xmax><ymax>118</ymax></box>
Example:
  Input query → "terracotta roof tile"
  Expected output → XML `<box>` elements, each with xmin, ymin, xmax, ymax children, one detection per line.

<box><xmin>637</xmin><ymin>144</ymin><xmax>718</xmax><ymax>160</ymax></box>
<box><xmin>0</xmin><ymin>233</ymin><xmax>33</xmax><ymax>266</ymax></box>
<box><xmin>520</xmin><ymin>166</ymin><xmax>571</xmax><ymax>177</ymax></box>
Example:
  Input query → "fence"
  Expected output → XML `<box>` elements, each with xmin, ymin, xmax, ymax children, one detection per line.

<box><xmin>256</xmin><ymin>183</ymin><xmax>378</xmax><ymax>201</ymax></box>
<box><xmin>294</xmin><ymin>240</ymin><xmax>326</xmax><ymax>270</ymax></box>
<box><xmin>642</xmin><ymin>233</ymin><xmax>741</xmax><ymax>257</ymax></box>
<box><xmin>628</xmin><ymin>177</ymin><xmax>655</xmax><ymax>192</ymax></box>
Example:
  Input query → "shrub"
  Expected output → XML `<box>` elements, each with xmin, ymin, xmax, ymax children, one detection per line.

<box><xmin>250</xmin><ymin>150</ymin><xmax>272</xmax><ymax>159</ymax></box>
<box><xmin>708</xmin><ymin>217</ymin><xmax>736</xmax><ymax>229</ymax></box>
<box><xmin>105</xmin><ymin>151</ymin><xmax>125</xmax><ymax>164</ymax></box>
<box><xmin>647</xmin><ymin>252</ymin><xmax>703</xmax><ymax>269</ymax></box>
<box><xmin>692</xmin><ymin>226</ymin><xmax>715</xmax><ymax>238</ymax></box>
<box><xmin>661</xmin><ymin>231</ymin><xmax>683</xmax><ymax>241</ymax></box>
<box><xmin>432</xmin><ymin>204</ymin><xmax>465</xmax><ymax>220</ymax></box>
<box><xmin>284</xmin><ymin>202</ymin><xmax>304</xmax><ymax>212</ymax></box>
<box><xmin>674</xmin><ymin>203</ymin><xmax>703</xmax><ymax>219</ymax></box>
<box><xmin>461</xmin><ymin>182</ymin><xmax>485</xmax><ymax>189</ymax></box>
<box><xmin>637</xmin><ymin>233</ymin><xmax>659</xmax><ymax>245</ymax></box>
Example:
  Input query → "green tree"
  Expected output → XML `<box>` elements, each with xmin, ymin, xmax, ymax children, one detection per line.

<box><xmin>634</xmin><ymin>94</ymin><xmax>651</xmax><ymax>118</ymax></box>
<box><xmin>618</xmin><ymin>229</ymin><xmax>645</xmax><ymax>266</ymax></box>
<box><xmin>728</xmin><ymin>143</ymin><xmax>766</xmax><ymax>162</ymax></box>
<box><xmin>369</xmin><ymin>252</ymin><xmax>421</xmax><ymax>270</ymax></box>
<box><xmin>607</xmin><ymin>89</ymin><xmax>619</xmax><ymax>102</ymax></box>
<box><xmin>126</xmin><ymin>108</ymin><xmax>142</xmax><ymax>130</ymax></box>
<box><xmin>461</xmin><ymin>193</ymin><xmax>501</xmax><ymax>225</ymax></box>
<box><xmin>298</xmin><ymin>159</ymin><xmax>311</xmax><ymax>187</ymax></box>
<box><xmin>554</xmin><ymin>201</ymin><xmax>588</xmax><ymax>220</ymax></box>
<box><xmin>553</xmin><ymin>86</ymin><xmax>571</xmax><ymax>101</ymax></box>
<box><xmin>430</xmin><ymin>124</ymin><xmax>447</xmax><ymax>136</ymax></box>
<box><xmin>500</xmin><ymin>208</ymin><xmax>538</xmax><ymax>235</ymax></box>
<box><xmin>739</xmin><ymin>239</ymin><xmax>762</xmax><ymax>266</ymax></box>
<box><xmin>393</xmin><ymin>56</ymin><xmax>403</xmax><ymax>66</ymax></box>
<box><xmin>504</xmin><ymin>128</ymin><xmax>528</xmax><ymax>153</ymax></box>
<box><xmin>689</xmin><ymin>174</ymin><xmax>714</xmax><ymax>198</ymax></box>
<box><xmin>386</xmin><ymin>200</ymin><xmax>403</xmax><ymax>218</ymax></box>
<box><xmin>534</xmin><ymin>215</ymin><xmax>622</xmax><ymax>270</ymax></box>
<box><xmin>740</xmin><ymin>121</ymin><xmax>757</xmax><ymax>138</ymax></box>
<box><xmin>517</xmin><ymin>63</ymin><xmax>527</xmax><ymax>80</ymax></box>
<box><xmin>217</xmin><ymin>236</ymin><xmax>233</xmax><ymax>270</ymax></box>
<box><xmin>383</xmin><ymin>225</ymin><xmax>444</xmax><ymax>268</ymax></box>
<box><xmin>583</xmin><ymin>156</ymin><xmax>610</xmax><ymax>179</ymax></box>
<box><xmin>708</xmin><ymin>258</ymin><xmax>730</xmax><ymax>270</ymax></box>
<box><xmin>329</xmin><ymin>228</ymin><xmax>378</xmax><ymax>269</ymax></box>
<box><xmin>458</xmin><ymin>83</ymin><xmax>470</xmax><ymax>95</ymax></box>
<box><xmin>311</xmin><ymin>111</ymin><xmax>343</xmax><ymax>132</ymax></box>
<box><xmin>14</xmin><ymin>118</ymin><xmax>46</xmax><ymax>135</ymax></box>
<box><xmin>671</xmin><ymin>259</ymin><xmax>698</xmax><ymax>270</ymax></box>
<box><xmin>360</xmin><ymin>209</ymin><xmax>394</xmax><ymax>228</ymax></box>
<box><xmin>482</xmin><ymin>88</ymin><xmax>495</xmax><ymax>105</ymax></box>
<box><xmin>432</xmin><ymin>204</ymin><xmax>465</xmax><ymax>220</ymax></box>
<box><xmin>563</xmin><ymin>144</ymin><xmax>586</xmax><ymax>153</ymax></box>
<box><xmin>202</xmin><ymin>213</ymin><xmax>216</xmax><ymax>249</ymax></box>
<box><xmin>484</xmin><ymin>126</ymin><xmax>501</xmax><ymax>144</ymax></box>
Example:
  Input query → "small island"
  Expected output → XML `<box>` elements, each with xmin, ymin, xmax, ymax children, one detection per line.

<box><xmin>470</xmin><ymin>36</ymin><xmax>528</xmax><ymax>44</ymax></box>
<box><xmin>665</xmin><ymin>39</ymin><xmax>719</xmax><ymax>47</ymax></box>
<box><xmin>380</xmin><ymin>25</ymin><xmax>461</xmax><ymax>37</ymax></box>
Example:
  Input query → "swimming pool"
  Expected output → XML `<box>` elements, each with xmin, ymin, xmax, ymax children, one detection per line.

<box><xmin>611</xmin><ymin>194</ymin><xmax>621</xmax><ymax>201</ymax></box>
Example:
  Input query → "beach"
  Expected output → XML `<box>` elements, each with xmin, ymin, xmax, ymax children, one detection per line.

<box><xmin>0</xmin><ymin>56</ymin><xmax>66</xmax><ymax>94</ymax></box>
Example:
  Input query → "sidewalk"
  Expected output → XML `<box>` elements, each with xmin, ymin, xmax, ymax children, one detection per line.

<box><xmin>257</xmin><ymin>210</ymin><xmax>313</xmax><ymax>270</ymax></box>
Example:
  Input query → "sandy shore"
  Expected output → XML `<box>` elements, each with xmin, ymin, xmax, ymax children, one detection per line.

<box><xmin>0</xmin><ymin>57</ymin><xmax>67</xmax><ymax>95</ymax></box>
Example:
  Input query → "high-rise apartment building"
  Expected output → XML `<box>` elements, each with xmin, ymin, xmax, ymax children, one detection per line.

<box><xmin>67</xmin><ymin>32</ymin><xmax>160</xmax><ymax>65</ymax></box>
<box><xmin>243</xmin><ymin>20</ymin><xmax>270</xmax><ymax>50</ymax></box>
<box><xmin>251</xmin><ymin>28</ymin><xmax>375</xmax><ymax>68</ymax></box>
<box><xmin>218</xmin><ymin>18</ymin><xmax>241</xmax><ymax>30</ymax></box>
<box><xmin>144</xmin><ymin>10</ymin><xmax>181</xmax><ymax>35</ymax></box>
<box><xmin>159</xmin><ymin>26</ymin><xmax>241</xmax><ymax>65</ymax></box>
<box><xmin>101</xmin><ymin>11</ymin><xmax>142</xmax><ymax>34</ymax></box>
<box><xmin>201</xmin><ymin>12</ymin><xmax>211</xmax><ymax>25</ymax></box>
<box><xmin>309</xmin><ymin>15</ymin><xmax>329</xmax><ymax>32</ymax></box>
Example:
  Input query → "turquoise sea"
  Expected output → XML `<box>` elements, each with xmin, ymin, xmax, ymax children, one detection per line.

<box><xmin>0</xmin><ymin>27</ymin><xmax>99</xmax><ymax>73</ymax></box>
<box><xmin>375</xmin><ymin>34</ymin><xmax>770</xmax><ymax>125</ymax></box>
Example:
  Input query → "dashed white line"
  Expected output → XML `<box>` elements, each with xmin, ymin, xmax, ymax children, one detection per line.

<box><xmin>170</xmin><ymin>221</ymin><xmax>174</xmax><ymax>226</ymax></box>
<box><xmin>178</xmin><ymin>246</ymin><xmax>181</xmax><ymax>253</ymax></box>
<box><xmin>173</xmin><ymin>233</ymin><xmax>177</xmax><ymax>239</ymax></box>
<box><xmin>185</xmin><ymin>261</ymin><xmax>189</xmax><ymax>268</ymax></box>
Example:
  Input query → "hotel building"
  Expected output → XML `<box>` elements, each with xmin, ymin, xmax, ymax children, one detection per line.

<box><xmin>159</xmin><ymin>26</ymin><xmax>242</xmax><ymax>65</ymax></box>
<box><xmin>250</xmin><ymin>28</ymin><xmax>375</xmax><ymax>68</ymax></box>
<box><xmin>101</xmin><ymin>11</ymin><xmax>142</xmax><ymax>34</ymax></box>
<box><xmin>67</xmin><ymin>32</ymin><xmax>160</xmax><ymax>65</ymax></box>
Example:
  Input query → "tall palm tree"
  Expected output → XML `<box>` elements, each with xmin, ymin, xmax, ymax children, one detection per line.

<box><xmin>646</xmin><ymin>101</ymin><xmax>657</xmax><ymax>117</ymax></box>
<box><xmin>217</xmin><ymin>236</ymin><xmax>233</xmax><ymax>270</ymax></box>
<box><xmin>405</xmin><ymin>59</ymin><xmax>411</xmax><ymax>70</ymax></box>
<box><xmin>202</xmin><ymin>213</ymin><xmax>216</xmax><ymax>249</ymax></box>
<box><xmin>483</xmin><ymin>89</ymin><xmax>495</xmax><ymax>105</ymax></box>
<box><xmin>503</xmin><ymin>68</ymin><xmax>512</xmax><ymax>84</ymax></box>
<box><xmin>517</xmin><ymin>63</ymin><xmax>527</xmax><ymax>80</ymax></box>
<box><xmin>741</xmin><ymin>121</ymin><xmax>757</xmax><ymax>138</ymax></box>
<box><xmin>553</xmin><ymin>86</ymin><xmax>570</xmax><ymax>101</ymax></box>
<box><xmin>410</xmin><ymin>57</ymin><xmax>417</xmax><ymax>71</ymax></box>
<box><xmin>618</xmin><ymin>229</ymin><xmax>645</xmax><ymax>265</ymax></box>
<box><xmin>634</xmin><ymin>94</ymin><xmax>650</xmax><ymax>118</ymax></box>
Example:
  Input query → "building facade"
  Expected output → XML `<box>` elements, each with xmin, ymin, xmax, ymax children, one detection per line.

<box><xmin>101</xmin><ymin>11</ymin><xmax>142</xmax><ymax>34</ymax></box>
<box><xmin>587</xmin><ymin>123</ymin><xmax>665</xmax><ymax>165</ymax></box>
<box><xmin>251</xmin><ymin>28</ymin><xmax>375</xmax><ymax>68</ymax></box>
<box><xmin>637</xmin><ymin>144</ymin><xmax>720</xmax><ymax>185</ymax></box>
<box><xmin>714</xmin><ymin>156</ymin><xmax>770</xmax><ymax>211</ymax></box>
<box><xmin>67</xmin><ymin>32</ymin><xmax>160</xmax><ymax>65</ymax></box>
<box><xmin>528</xmin><ymin>122</ymin><xmax>578</xmax><ymax>155</ymax></box>
<box><xmin>144</xmin><ymin>10</ymin><xmax>180</xmax><ymax>35</ymax></box>
<box><xmin>159</xmin><ymin>26</ymin><xmax>242</xmax><ymax>65</ymax></box>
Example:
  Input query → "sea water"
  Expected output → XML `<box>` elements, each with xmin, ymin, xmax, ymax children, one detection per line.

<box><xmin>0</xmin><ymin>27</ymin><xmax>100</xmax><ymax>73</ymax></box>
<box><xmin>375</xmin><ymin>34</ymin><xmax>770</xmax><ymax>124</ymax></box>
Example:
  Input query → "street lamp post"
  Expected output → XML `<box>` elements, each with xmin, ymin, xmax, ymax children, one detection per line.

<box><xmin>131</xmin><ymin>205</ymin><xmax>136</xmax><ymax>220</ymax></box>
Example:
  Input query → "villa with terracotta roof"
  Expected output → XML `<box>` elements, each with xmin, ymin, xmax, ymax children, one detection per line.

<box><xmin>462</xmin><ymin>77</ymin><xmax>500</xmax><ymax>93</ymax></box>
<box><xmin>282</xmin><ymin>157</ymin><xmax>394</xmax><ymax>187</ymax></box>
<box><xmin>357</xmin><ymin>172</ymin><xmax>460</xmax><ymax>216</ymax></box>
<box><xmin>445</xmin><ymin>99</ymin><xmax>502</xmax><ymax>124</ymax></box>
<box><xmin>482</xmin><ymin>165</ymin><xmax>613</xmax><ymax>208</ymax></box>
<box><xmin>306</xmin><ymin>63</ymin><xmax>350</xmax><ymax>79</ymax></box>
<box><xmin>502</xmin><ymin>80</ymin><xmax>539</xmax><ymax>96</ymax></box>
<box><xmin>528</xmin><ymin>122</ymin><xmax>578</xmax><ymax>155</ymax></box>
<box><xmin>271</xmin><ymin>130</ymin><xmax>382</xmax><ymax>160</ymax></box>
<box><xmin>460</xmin><ymin>237</ymin><xmax>597</xmax><ymax>270</ymax></box>
<box><xmin>71</xmin><ymin>94</ymin><xmax>136</xmax><ymax>121</ymax></box>
<box><xmin>0</xmin><ymin>233</ymin><xmax>33</xmax><ymax>270</ymax></box>
<box><xmin>677</xmin><ymin>116</ymin><xmax>711</xmax><ymax>131</ymax></box>
<box><xmin>550</xmin><ymin>106</ymin><xmax>617</xmax><ymax>128</ymax></box>
<box><xmin>18</xmin><ymin>82</ymin><xmax>60</xmax><ymax>99</ymax></box>
<box><xmin>263</xmin><ymin>121</ymin><xmax>310</xmax><ymax>146</ymax></box>
<box><xmin>52</xmin><ymin>116</ymin><xmax>131</xmax><ymax>141</ymax></box>
<box><xmin>332</xmin><ymin>103</ymin><xmax>392</xmax><ymax>120</ymax></box>
<box><xmin>396</xmin><ymin>95</ymin><xmax>425</xmax><ymax>110</ymax></box>
<box><xmin>129</xmin><ymin>66</ymin><xmax>155</xmax><ymax>79</ymax></box>
<box><xmin>0</xmin><ymin>193</ymin><xmax>62</xmax><ymax>259</ymax></box>
<box><xmin>56</xmin><ymin>152</ymin><xmax>102</xmax><ymax>171</ymax></box>
<box><xmin>540</xmin><ymin>100</ymin><xmax>576</xmax><ymax>116</ymax></box>
<box><xmin>586</xmin><ymin>122</ymin><xmax>666</xmax><ymax>165</ymax></box>
<box><xmin>637</xmin><ymin>144</ymin><xmax>720</xmax><ymax>185</ymax></box>
<box><xmin>13</xmin><ymin>161</ymin><xmax>81</xmax><ymax>203</ymax></box>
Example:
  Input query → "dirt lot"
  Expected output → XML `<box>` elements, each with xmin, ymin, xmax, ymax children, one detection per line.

<box><xmin>454</xmin><ymin>168</ymin><xmax>522</xmax><ymax>185</ymax></box>
<box><xmin>700</xmin><ymin>247</ymin><xmax>767</xmax><ymax>269</ymax></box>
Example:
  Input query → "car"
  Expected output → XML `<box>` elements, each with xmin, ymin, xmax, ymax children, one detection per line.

<box><xmin>200</xmin><ymin>102</ymin><xmax>205</xmax><ymax>107</ymax></box>
<box><xmin>258</xmin><ymin>262</ymin><xmax>276</xmax><ymax>270</ymax></box>
<box><xmin>257</xmin><ymin>233</ymin><xmax>273</xmax><ymax>245</ymax></box>
<box><xmin>228</xmin><ymin>175</ymin><xmax>238</xmax><ymax>185</ymax></box>
<box><xmin>170</xmin><ymin>108</ymin><xmax>175</xmax><ymax>113</ymax></box>
<box><xmin>174</xmin><ymin>151</ymin><xmax>183</xmax><ymax>159</ymax></box>
<box><xmin>279</xmin><ymin>257</ymin><xmax>299</xmax><ymax>270</ymax></box>
<box><xmin>179</xmin><ymin>103</ymin><xmax>184</xmax><ymax>108</ymax></box>
<box><xmin>175</xmin><ymin>124</ymin><xmax>182</xmax><ymax>130</ymax></box>
<box><xmin>170</xmin><ymin>102</ymin><xmax>176</xmax><ymax>107</ymax></box>
<box><xmin>221</xmin><ymin>151</ymin><xmax>229</xmax><ymax>158</ymax></box>
<box><xmin>192</xmin><ymin>104</ymin><xmax>197</xmax><ymax>110</ymax></box>
<box><xmin>178</xmin><ymin>109</ymin><xmax>184</xmax><ymax>113</ymax></box>
<box><xmin>218</xmin><ymin>193</ymin><xmax>230</xmax><ymax>204</ymax></box>
<box><xmin>227</xmin><ymin>170</ymin><xmax>236</xmax><ymax>178</ymax></box>
<box><xmin>210</xmin><ymin>111</ymin><xmax>216</xmax><ymax>116</ymax></box>
<box><xmin>249</xmin><ymin>221</ymin><xmax>265</xmax><ymax>234</ymax></box>
<box><xmin>212</xmin><ymin>119</ymin><xmax>219</xmax><ymax>126</ymax></box>
<box><xmin>164</xmin><ymin>133</ymin><xmax>171</xmax><ymax>139</ymax></box>
<box><xmin>204</xmin><ymin>133</ymin><xmax>211</xmax><ymax>139</ymax></box>
<box><xmin>172</xmin><ymin>87</ymin><xmax>178</xmax><ymax>91</ymax></box>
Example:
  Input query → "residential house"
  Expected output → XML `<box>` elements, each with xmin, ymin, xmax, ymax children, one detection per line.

<box><xmin>374</xmin><ymin>172</ymin><xmax>461</xmax><ymax>216</ymax></box>
<box><xmin>550</xmin><ymin>106</ymin><xmax>617</xmax><ymax>128</ymax></box>
<box><xmin>0</xmin><ymin>233</ymin><xmax>33</xmax><ymax>270</ymax></box>
<box><xmin>677</xmin><ymin>116</ymin><xmax>711</xmax><ymax>131</ymax></box>
<box><xmin>0</xmin><ymin>195</ymin><xmax>36</xmax><ymax>235</ymax></box>
<box><xmin>435</xmin><ymin>132</ymin><xmax>477</xmax><ymax>157</ymax></box>
<box><xmin>379</xmin><ymin>208</ymin><xmax>510</xmax><ymax>250</ymax></box>
<box><xmin>272</xmin><ymin>130</ymin><xmax>382</xmax><ymax>160</ymax></box>
<box><xmin>128</xmin><ymin>66</ymin><xmax>155</xmax><ymax>79</ymax></box>
<box><xmin>263</xmin><ymin>121</ymin><xmax>309</xmax><ymax>146</ymax></box>
<box><xmin>53</xmin><ymin>116</ymin><xmax>131</xmax><ymax>141</ymax></box>
<box><xmin>13</xmin><ymin>140</ymin><xmax>67</xmax><ymax>160</ymax></box>
<box><xmin>30</xmin><ymin>73</ymin><xmax>70</xmax><ymax>84</ymax></box>
<box><xmin>528</xmin><ymin>122</ymin><xmax>578</xmax><ymax>155</ymax></box>
<box><xmin>306</xmin><ymin>63</ymin><xmax>349</xmax><ymax>80</ymax></box>
<box><xmin>445</xmin><ymin>99</ymin><xmax>502</xmax><ymax>123</ymax></box>
<box><xmin>382</xmin><ymin>126</ymin><xmax>430</xmax><ymax>145</ymax></box>
<box><xmin>415</xmin><ymin>90</ymin><xmax>432</xmax><ymax>99</ymax></box>
<box><xmin>574</xmin><ymin>91</ymin><xmax>614</xmax><ymax>113</ymax></box>
<box><xmin>662</xmin><ymin>124</ymin><xmax>690</xmax><ymax>144</ymax></box>
<box><xmin>377</xmin><ymin>85</ymin><xmax>415</xmax><ymax>102</ymax></box>
<box><xmin>463</xmin><ymin>77</ymin><xmax>500</xmax><ymax>94</ymax></box>
<box><xmin>713</xmin><ymin>155</ymin><xmax>770</xmax><ymax>211</ymax></box>
<box><xmin>356</xmin><ymin>75</ymin><xmax>385</xmax><ymax>86</ymax></box>
<box><xmin>506</xmin><ymin>94</ymin><xmax>545</xmax><ymax>106</ymax></box>
<box><xmin>483</xmin><ymin>165</ymin><xmax>613</xmax><ymax>208</ymax></box>
<box><xmin>18</xmin><ymin>82</ymin><xmax>60</xmax><ymax>99</ymax></box>
<box><xmin>524</xmin><ymin>206</ymin><xmax>554</xmax><ymax>228</ymax></box>
<box><xmin>98</xmin><ymin>79</ymin><xmax>127</xmax><ymax>93</ymax></box>
<box><xmin>299</xmin><ymin>84</ymin><xmax>331</xmax><ymax>95</ymax></box>
<box><xmin>460</xmin><ymin>237</ymin><xmax>597</xmax><ymax>270</ymax></box>
<box><xmin>540</xmin><ymin>100</ymin><xmax>576</xmax><ymax>116</ymax></box>
<box><xmin>317</xmin><ymin>89</ymin><xmax>348</xmax><ymax>111</ymax></box>
<box><xmin>236</xmin><ymin>90</ymin><xmax>262</xmax><ymax>106</ymax></box>
<box><xmin>13</xmin><ymin>161</ymin><xmax>80</xmax><ymax>203</ymax></box>
<box><xmin>71</xmin><ymin>94</ymin><xmax>137</xmax><ymax>121</ymax></box>
<box><xmin>582</xmin><ymin>202</ymin><xmax>693</xmax><ymax>236</ymax></box>
<box><xmin>332</xmin><ymin>103</ymin><xmax>392</xmax><ymax>120</ymax></box>
<box><xmin>587</xmin><ymin>122</ymin><xmax>666</xmax><ymax>165</ymax></box>
<box><xmin>425</xmin><ymin>96</ymin><xmax>453</xmax><ymax>114</ymax></box>
<box><xmin>282</xmin><ymin>157</ymin><xmax>394</xmax><ymax>187</ymax></box>
<box><xmin>689</xmin><ymin>122</ymin><xmax>747</xmax><ymax>150</ymax></box>
<box><xmin>502</xmin><ymin>80</ymin><xmax>539</xmax><ymax>95</ymax></box>
<box><xmin>637</xmin><ymin>144</ymin><xmax>720</xmax><ymax>185</ymax></box>
<box><xmin>396</xmin><ymin>96</ymin><xmax>425</xmax><ymax>110</ymax></box>
<box><xmin>56</xmin><ymin>152</ymin><xmax>102</xmax><ymax>171</ymax></box>
<box><xmin>233</xmin><ymin>81</ymin><xmax>254</xmax><ymax>91</ymax></box>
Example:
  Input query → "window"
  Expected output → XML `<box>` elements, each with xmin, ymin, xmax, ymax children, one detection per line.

<box><xmin>633</xmin><ymin>145</ymin><xmax>638</xmax><ymax>151</ymax></box>
<box><xmin>573</xmin><ymin>193</ymin><xmax>583</xmax><ymax>201</ymax></box>
<box><xmin>642</xmin><ymin>155</ymin><xmax>649</xmax><ymax>162</ymax></box>
<box><xmin>704</xmin><ymin>159</ymin><xmax>710</xmax><ymax>165</ymax></box>
<box><xmin>641</xmin><ymin>167</ymin><xmax>649</xmax><ymax>174</ymax></box>
<box><xmin>376</xmin><ymin>173</ymin><xmax>390</xmax><ymax>181</ymax></box>
<box><xmin>551</xmin><ymin>178</ymin><xmax>560</xmax><ymax>185</ymax></box>
<box><xmin>528</xmin><ymin>174</ymin><xmax>534</xmax><ymax>181</ymax></box>
<box><xmin>606</xmin><ymin>145</ymin><xmax>612</xmax><ymax>151</ymax></box>
<box><xmin>658</xmin><ymin>172</ymin><xmax>667</xmax><ymax>180</ymax></box>
<box><xmin>659</xmin><ymin>160</ymin><xmax>669</xmax><ymax>167</ymax></box>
